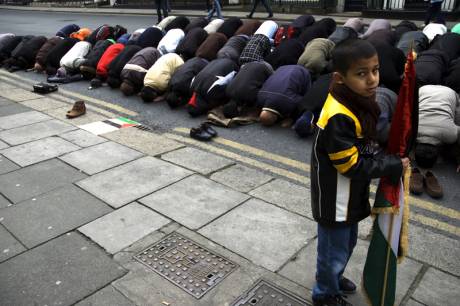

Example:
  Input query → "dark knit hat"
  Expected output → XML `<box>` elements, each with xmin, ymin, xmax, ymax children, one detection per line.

<box><xmin>415</xmin><ymin>143</ymin><xmax>438</xmax><ymax>169</ymax></box>
<box><xmin>140</xmin><ymin>86</ymin><xmax>158</xmax><ymax>102</ymax></box>
<box><xmin>120</xmin><ymin>80</ymin><xmax>135</xmax><ymax>96</ymax></box>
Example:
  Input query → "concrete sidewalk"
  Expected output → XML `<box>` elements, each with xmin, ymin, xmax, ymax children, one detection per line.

<box><xmin>0</xmin><ymin>77</ymin><xmax>459</xmax><ymax>306</ymax></box>
<box><xmin>1</xmin><ymin>4</ymin><xmax>458</xmax><ymax>28</ymax></box>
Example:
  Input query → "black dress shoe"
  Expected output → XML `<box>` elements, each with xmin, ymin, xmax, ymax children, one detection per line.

<box><xmin>339</xmin><ymin>277</ymin><xmax>356</xmax><ymax>294</ymax></box>
<box><xmin>200</xmin><ymin>122</ymin><xmax>217</xmax><ymax>137</ymax></box>
<box><xmin>190</xmin><ymin>126</ymin><xmax>213</xmax><ymax>141</ymax></box>
<box><xmin>246</xmin><ymin>14</ymin><xmax>252</xmax><ymax>18</ymax></box>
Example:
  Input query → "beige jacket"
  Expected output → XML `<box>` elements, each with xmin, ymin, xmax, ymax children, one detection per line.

<box><xmin>143</xmin><ymin>53</ymin><xmax>184</xmax><ymax>92</ymax></box>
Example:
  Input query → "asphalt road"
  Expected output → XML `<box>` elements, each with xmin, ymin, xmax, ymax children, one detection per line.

<box><xmin>1</xmin><ymin>9</ymin><xmax>459</xmax><ymax>239</ymax></box>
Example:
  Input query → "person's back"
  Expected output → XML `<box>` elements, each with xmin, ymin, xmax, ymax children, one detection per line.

<box><xmin>310</xmin><ymin>38</ymin><xmax>406</xmax><ymax>306</ymax></box>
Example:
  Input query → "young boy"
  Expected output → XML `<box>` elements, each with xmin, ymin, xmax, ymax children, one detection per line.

<box><xmin>310</xmin><ymin>39</ymin><xmax>409</xmax><ymax>306</ymax></box>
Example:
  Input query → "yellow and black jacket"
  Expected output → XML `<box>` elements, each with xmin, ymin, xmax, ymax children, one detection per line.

<box><xmin>311</xmin><ymin>94</ymin><xmax>402</xmax><ymax>226</ymax></box>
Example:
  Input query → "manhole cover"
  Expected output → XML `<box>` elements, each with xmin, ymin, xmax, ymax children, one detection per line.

<box><xmin>133</xmin><ymin>232</ymin><xmax>238</xmax><ymax>299</ymax></box>
<box><xmin>231</xmin><ymin>279</ymin><xmax>309</xmax><ymax>306</ymax></box>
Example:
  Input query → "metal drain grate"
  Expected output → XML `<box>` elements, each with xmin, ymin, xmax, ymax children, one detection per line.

<box><xmin>133</xmin><ymin>232</ymin><xmax>238</xmax><ymax>299</ymax></box>
<box><xmin>231</xmin><ymin>279</ymin><xmax>309</xmax><ymax>306</ymax></box>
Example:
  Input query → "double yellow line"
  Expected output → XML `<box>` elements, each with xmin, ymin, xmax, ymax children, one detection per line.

<box><xmin>170</xmin><ymin>127</ymin><xmax>460</xmax><ymax>237</ymax></box>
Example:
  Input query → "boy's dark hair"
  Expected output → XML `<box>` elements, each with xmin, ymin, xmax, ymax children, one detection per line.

<box><xmin>331</xmin><ymin>38</ymin><xmax>377</xmax><ymax>75</ymax></box>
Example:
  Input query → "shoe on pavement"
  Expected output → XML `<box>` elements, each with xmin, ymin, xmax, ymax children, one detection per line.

<box><xmin>190</xmin><ymin>126</ymin><xmax>213</xmax><ymax>141</ymax></box>
<box><xmin>313</xmin><ymin>295</ymin><xmax>353</xmax><ymax>306</ymax></box>
<box><xmin>339</xmin><ymin>277</ymin><xmax>356</xmax><ymax>294</ymax></box>
<box><xmin>200</xmin><ymin>122</ymin><xmax>217</xmax><ymax>138</ymax></box>
<box><xmin>66</xmin><ymin>100</ymin><xmax>86</xmax><ymax>119</ymax></box>
<box><xmin>246</xmin><ymin>14</ymin><xmax>252</xmax><ymax>19</ymax></box>
<box><xmin>410</xmin><ymin>167</ymin><xmax>424</xmax><ymax>195</ymax></box>
<box><xmin>424</xmin><ymin>171</ymin><xmax>443</xmax><ymax>199</ymax></box>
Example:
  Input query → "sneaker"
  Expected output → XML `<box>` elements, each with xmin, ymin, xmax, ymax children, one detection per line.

<box><xmin>339</xmin><ymin>277</ymin><xmax>356</xmax><ymax>294</ymax></box>
<box><xmin>424</xmin><ymin>171</ymin><xmax>443</xmax><ymax>199</ymax></box>
<box><xmin>313</xmin><ymin>295</ymin><xmax>353</xmax><ymax>306</ymax></box>
<box><xmin>410</xmin><ymin>167</ymin><xmax>424</xmax><ymax>195</ymax></box>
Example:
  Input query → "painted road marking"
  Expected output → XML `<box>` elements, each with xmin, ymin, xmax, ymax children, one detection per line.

<box><xmin>172</xmin><ymin>127</ymin><xmax>460</xmax><ymax>221</ymax></box>
<box><xmin>0</xmin><ymin>70</ymin><xmax>138</xmax><ymax>117</ymax></box>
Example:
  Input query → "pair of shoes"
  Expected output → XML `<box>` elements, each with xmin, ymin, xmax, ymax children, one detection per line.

<box><xmin>246</xmin><ymin>14</ymin><xmax>252</xmax><ymax>19</ymax></box>
<box><xmin>409</xmin><ymin>168</ymin><xmax>443</xmax><ymax>198</ymax></box>
<box><xmin>189</xmin><ymin>123</ymin><xmax>217</xmax><ymax>141</ymax></box>
<box><xmin>32</xmin><ymin>82</ymin><xmax>58</xmax><ymax>94</ymax></box>
<box><xmin>339</xmin><ymin>277</ymin><xmax>356</xmax><ymax>294</ymax></box>
<box><xmin>313</xmin><ymin>295</ymin><xmax>353</xmax><ymax>306</ymax></box>
<box><xmin>66</xmin><ymin>100</ymin><xmax>86</xmax><ymax>119</ymax></box>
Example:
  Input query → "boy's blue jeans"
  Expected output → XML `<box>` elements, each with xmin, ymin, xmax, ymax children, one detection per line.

<box><xmin>312</xmin><ymin>223</ymin><xmax>358</xmax><ymax>300</ymax></box>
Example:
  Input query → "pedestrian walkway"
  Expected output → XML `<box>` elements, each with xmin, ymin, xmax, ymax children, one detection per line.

<box><xmin>0</xmin><ymin>4</ymin><xmax>458</xmax><ymax>28</ymax></box>
<box><xmin>0</xmin><ymin>78</ymin><xmax>459</xmax><ymax>305</ymax></box>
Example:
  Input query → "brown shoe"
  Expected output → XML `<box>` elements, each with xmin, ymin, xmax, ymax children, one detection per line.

<box><xmin>410</xmin><ymin>167</ymin><xmax>424</xmax><ymax>195</ymax></box>
<box><xmin>66</xmin><ymin>100</ymin><xmax>86</xmax><ymax>119</ymax></box>
<box><xmin>424</xmin><ymin>171</ymin><xmax>443</xmax><ymax>199</ymax></box>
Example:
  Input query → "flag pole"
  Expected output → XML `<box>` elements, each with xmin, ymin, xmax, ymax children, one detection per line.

<box><xmin>380</xmin><ymin>204</ymin><xmax>396</xmax><ymax>306</ymax></box>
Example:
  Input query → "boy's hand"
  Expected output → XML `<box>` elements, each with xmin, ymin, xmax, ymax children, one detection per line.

<box><xmin>401</xmin><ymin>157</ymin><xmax>410</xmax><ymax>171</ymax></box>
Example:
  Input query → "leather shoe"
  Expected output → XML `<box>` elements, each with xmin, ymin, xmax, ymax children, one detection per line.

<box><xmin>424</xmin><ymin>171</ymin><xmax>443</xmax><ymax>199</ymax></box>
<box><xmin>66</xmin><ymin>100</ymin><xmax>86</xmax><ymax>119</ymax></box>
<box><xmin>410</xmin><ymin>167</ymin><xmax>424</xmax><ymax>195</ymax></box>
<box><xmin>339</xmin><ymin>276</ymin><xmax>356</xmax><ymax>294</ymax></box>
<box><xmin>200</xmin><ymin>122</ymin><xmax>217</xmax><ymax>137</ymax></box>
<box><xmin>190</xmin><ymin>126</ymin><xmax>213</xmax><ymax>141</ymax></box>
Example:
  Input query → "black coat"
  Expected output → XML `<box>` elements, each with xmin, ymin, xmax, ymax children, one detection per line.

<box><xmin>107</xmin><ymin>44</ymin><xmax>142</xmax><ymax>88</ymax></box>
<box><xmin>429</xmin><ymin>32</ymin><xmax>460</xmax><ymax>63</ymax></box>
<box><xmin>11</xmin><ymin>35</ymin><xmax>47</xmax><ymax>68</ymax></box>
<box><xmin>44</xmin><ymin>37</ymin><xmax>79</xmax><ymax>71</ymax></box>
<box><xmin>445</xmin><ymin>58</ymin><xmax>460</xmax><ymax>93</ymax></box>
<box><xmin>415</xmin><ymin>49</ymin><xmax>450</xmax><ymax>86</ymax></box>
<box><xmin>0</xmin><ymin>36</ymin><xmax>23</xmax><ymax>62</ymax></box>
<box><xmin>396</xmin><ymin>31</ymin><xmax>429</xmax><ymax>56</ymax></box>
<box><xmin>176</xmin><ymin>27</ymin><xmax>208</xmax><ymax>60</ymax></box>
<box><xmin>35</xmin><ymin>37</ymin><xmax>63</xmax><ymax>67</ymax></box>
<box><xmin>165</xmin><ymin>16</ymin><xmax>190</xmax><ymax>32</ymax></box>
<box><xmin>217</xmin><ymin>35</ymin><xmax>249</xmax><ymax>63</ymax></box>
<box><xmin>184</xmin><ymin>17</ymin><xmax>209</xmax><ymax>33</ymax></box>
<box><xmin>226</xmin><ymin>61</ymin><xmax>273</xmax><ymax>106</ymax></box>
<box><xmin>81</xmin><ymin>39</ymin><xmax>114</xmax><ymax>68</ymax></box>
<box><xmin>265</xmin><ymin>38</ymin><xmax>305</xmax><ymax>70</ymax></box>
<box><xmin>394</xmin><ymin>20</ymin><xmax>418</xmax><ymax>41</ymax></box>
<box><xmin>169</xmin><ymin>57</ymin><xmax>209</xmax><ymax>98</ymax></box>
<box><xmin>290</xmin><ymin>15</ymin><xmax>315</xmax><ymax>38</ymax></box>
<box><xmin>298</xmin><ymin>72</ymin><xmax>332</xmax><ymax>118</ymax></box>
<box><xmin>136</xmin><ymin>27</ymin><xmax>164</xmax><ymax>49</ymax></box>
<box><xmin>217</xmin><ymin>17</ymin><xmax>243</xmax><ymax>39</ymax></box>
<box><xmin>366</xmin><ymin>29</ymin><xmax>397</xmax><ymax>47</ymax></box>
<box><xmin>299</xmin><ymin>18</ymin><xmax>336</xmax><ymax>45</ymax></box>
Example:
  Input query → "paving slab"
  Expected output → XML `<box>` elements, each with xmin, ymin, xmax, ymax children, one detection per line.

<box><xmin>79</xmin><ymin>202</ymin><xmax>170</xmax><ymax>254</ymax></box>
<box><xmin>0</xmin><ymin>83</ymin><xmax>16</xmax><ymax>90</ymax></box>
<box><xmin>162</xmin><ymin>147</ymin><xmax>234</xmax><ymax>175</ymax></box>
<box><xmin>0</xmin><ymin>185</ymin><xmax>112</xmax><ymax>248</ymax></box>
<box><xmin>278</xmin><ymin>238</ymin><xmax>423</xmax><ymax>306</ymax></box>
<box><xmin>59</xmin><ymin>129</ymin><xmax>107</xmax><ymax>147</ymax></box>
<box><xmin>0</xmin><ymin>110</ymin><xmax>51</xmax><ymax>130</ymax></box>
<box><xmin>113</xmin><ymin>227</ymin><xmax>311</xmax><ymax>306</ymax></box>
<box><xmin>0</xmin><ymin>103</ymin><xmax>31</xmax><ymax>117</ymax></box>
<box><xmin>103</xmin><ymin>127</ymin><xmax>183</xmax><ymax>156</ymax></box>
<box><xmin>0</xmin><ymin>232</ymin><xmax>126</xmax><ymax>306</ymax></box>
<box><xmin>413</xmin><ymin>268</ymin><xmax>459</xmax><ymax>306</ymax></box>
<box><xmin>44</xmin><ymin>106</ymin><xmax>109</xmax><ymax>126</ymax></box>
<box><xmin>0</xmin><ymin>97</ymin><xmax>13</xmax><ymax>107</ymax></box>
<box><xmin>140</xmin><ymin>174</ymin><xmax>249</xmax><ymax>229</ymax></box>
<box><xmin>0</xmin><ymin>119</ymin><xmax>76</xmax><ymax>145</ymax></box>
<box><xmin>0</xmin><ymin>154</ymin><xmax>20</xmax><ymax>175</ymax></box>
<box><xmin>199</xmin><ymin>198</ymin><xmax>316</xmax><ymax>272</ymax></box>
<box><xmin>409</xmin><ymin>224</ymin><xmax>460</xmax><ymax>276</ymax></box>
<box><xmin>77</xmin><ymin>156</ymin><xmax>192</xmax><ymax>208</ymax></box>
<box><xmin>20</xmin><ymin>96</ymin><xmax>68</xmax><ymax>111</ymax></box>
<box><xmin>249</xmin><ymin>179</ymin><xmax>311</xmax><ymax>217</ymax></box>
<box><xmin>1</xmin><ymin>136</ymin><xmax>80</xmax><ymax>167</ymax></box>
<box><xmin>405</xmin><ymin>299</ymin><xmax>425</xmax><ymax>306</ymax></box>
<box><xmin>0</xmin><ymin>158</ymin><xmax>87</xmax><ymax>203</ymax></box>
<box><xmin>60</xmin><ymin>141</ymin><xmax>143</xmax><ymax>175</ymax></box>
<box><xmin>0</xmin><ymin>194</ymin><xmax>12</xmax><ymax>209</ymax></box>
<box><xmin>0</xmin><ymin>224</ymin><xmax>26</xmax><ymax>263</ymax></box>
<box><xmin>210</xmin><ymin>164</ymin><xmax>273</xmax><ymax>192</ymax></box>
<box><xmin>0</xmin><ymin>87</ymin><xmax>43</xmax><ymax>102</ymax></box>
<box><xmin>0</xmin><ymin>139</ymin><xmax>8</xmax><ymax>149</ymax></box>
<box><xmin>74</xmin><ymin>285</ymin><xmax>136</xmax><ymax>306</ymax></box>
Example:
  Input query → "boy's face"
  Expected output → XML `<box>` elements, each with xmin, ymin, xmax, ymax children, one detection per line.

<box><xmin>334</xmin><ymin>54</ymin><xmax>380</xmax><ymax>98</ymax></box>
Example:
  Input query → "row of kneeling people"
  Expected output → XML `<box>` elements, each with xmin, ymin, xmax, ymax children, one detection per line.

<box><xmin>0</xmin><ymin>16</ymin><xmax>459</xmax><ymax>152</ymax></box>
